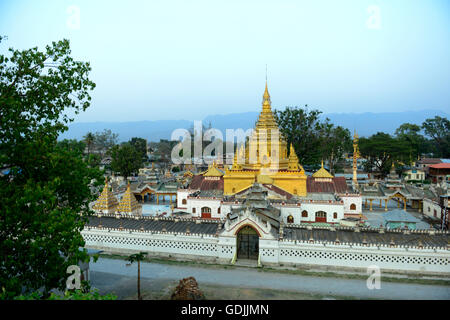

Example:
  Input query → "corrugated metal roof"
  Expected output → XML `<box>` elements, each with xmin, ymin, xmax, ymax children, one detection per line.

<box><xmin>87</xmin><ymin>216</ymin><xmax>220</xmax><ymax>235</ymax></box>
<box><xmin>283</xmin><ymin>226</ymin><xmax>449</xmax><ymax>247</ymax></box>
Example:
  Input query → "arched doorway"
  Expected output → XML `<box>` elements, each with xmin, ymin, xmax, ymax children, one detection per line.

<box><xmin>236</xmin><ymin>226</ymin><xmax>259</xmax><ymax>260</ymax></box>
<box><xmin>315</xmin><ymin>211</ymin><xmax>327</xmax><ymax>223</ymax></box>
<box><xmin>201</xmin><ymin>207</ymin><xmax>211</xmax><ymax>218</ymax></box>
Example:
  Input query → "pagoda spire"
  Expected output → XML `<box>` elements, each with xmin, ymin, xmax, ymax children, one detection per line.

<box><xmin>92</xmin><ymin>177</ymin><xmax>119</xmax><ymax>214</ymax></box>
<box><xmin>117</xmin><ymin>181</ymin><xmax>142</xmax><ymax>216</ymax></box>
<box><xmin>288</xmin><ymin>143</ymin><xmax>301</xmax><ymax>171</ymax></box>
<box><xmin>262</xmin><ymin>81</ymin><xmax>271</xmax><ymax>110</ymax></box>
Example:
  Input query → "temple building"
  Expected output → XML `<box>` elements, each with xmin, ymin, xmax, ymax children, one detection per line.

<box><xmin>223</xmin><ymin>83</ymin><xmax>307</xmax><ymax>197</ymax></box>
<box><xmin>176</xmin><ymin>83</ymin><xmax>363</xmax><ymax>223</ymax></box>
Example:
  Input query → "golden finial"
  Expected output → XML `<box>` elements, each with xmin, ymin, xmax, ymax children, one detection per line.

<box><xmin>262</xmin><ymin>81</ymin><xmax>271</xmax><ymax>106</ymax></box>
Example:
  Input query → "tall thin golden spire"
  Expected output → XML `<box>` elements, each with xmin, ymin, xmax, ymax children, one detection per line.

<box><xmin>263</xmin><ymin>81</ymin><xmax>271</xmax><ymax>106</ymax></box>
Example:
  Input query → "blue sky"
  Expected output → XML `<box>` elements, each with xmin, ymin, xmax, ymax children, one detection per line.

<box><xmin>1</xmin><ymin>0</ymin><xmax>449</xmax><ymax>122</ymax></box>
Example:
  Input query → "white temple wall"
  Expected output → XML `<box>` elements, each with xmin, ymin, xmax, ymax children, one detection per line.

<box><xmin>187</xmin><ymin>198</ymin><xmax>222</xmax><ymax>218</ymax></box>
<box><xmin>82</xmin><ymin>228</ymin><xmax>220</xmax><ymax>261</ymax></box>
<box><xmin>82</xmin><ymin>227</ymin><xmax>450</xmax><ymax>274</ymax></box>
<box><xmin>273</xmin><ymin>240</ymin><xmax>450</xmax><ymax>273</ymax></box>
<box><xmin>278</xmin><ymin>203</ymin><xmax>344</xmax><ymax>224</ymax></box>
<box><xmin>423</xmin><ymin>198</ymin><xmax>441</xmax><ymax>220</ymax></box>
<box><xmin>341</xmin><ymin>195</ymin><xmax>362</xmax><ymax>215</ymax></box>
<box><xmin>176</xmin><ymin>190</ymin><xmax>190</xmax><ymax>209</ymax></box>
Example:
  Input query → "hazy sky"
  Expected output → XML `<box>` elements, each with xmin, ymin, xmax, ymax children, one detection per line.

<box><xmin>1</xmin><ymin>0</ymin><xmax>449</xmax><ymax>122</ymax></box>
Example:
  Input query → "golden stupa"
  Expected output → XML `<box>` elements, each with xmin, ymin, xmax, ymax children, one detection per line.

<box><xmin>92</xmin><ymin>178</ymin><xmax>119</xmax><ymax>214</ymax></box>
<box><xmin>117</xmin><ymin>182</ymin><xmax>142</xmax><ymax>215</ymax></box>
<box><xmin>223</xmin><ymin>83</ymin><xmax>307</xmax><ymax>196</ymax></box>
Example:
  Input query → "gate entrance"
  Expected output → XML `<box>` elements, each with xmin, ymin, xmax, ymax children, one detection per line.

<box><xmin>237</xmin><ymin>226</ymin><xmax>259</xmax><ymax>260</ymax></box>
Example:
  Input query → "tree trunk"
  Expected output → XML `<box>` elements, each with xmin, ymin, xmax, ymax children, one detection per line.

<box><xmin>137</xmin><ymin>260</ymin><xmax>141</xmax><ymax>300</ymax></box>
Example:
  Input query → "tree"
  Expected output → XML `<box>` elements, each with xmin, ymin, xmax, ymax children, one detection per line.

<box><xmin>129</xmin><ymin>137</ymin><xmax>148</xmax><ymax>162</ymax></box>
<box><xmin>318</xmin><ymin>123</ymin><xmax>352</xmax><ymax>174</ymax></box>
<box><xmin>109</xmin><ymin>143</ymin><xmax>143</xmax><ymax>179</ymax></box>
<box><xmin>395</xmin><ymin>123</ymin><xmax>427</xmax><ymax>162</ymax></box>
<box><xmin>359</xmin><ymin>132</ymin><xmax>409</xmax><ymax>176</ymax></box>
<box><xmin>274</xmin><ymin>105</ymin><xmax>326</xmax><ymax>165</ymax></box>
<box><xmin>92</xmin><ymin>129</ymin><xmax>119</xmax><ymax>158</ymax></box>
<box><xmin>57</xmin><ymin>139</ymin><xmax>86</xmax><ymax>155</ymax></box>
<box><xmin>127</xmin><ymin>252</ymin><xmax>148</xmax><ymax>300</ymax></box>
<box><xmin>422</xmin><ymin>116</ymin><xmax>450</xmax><ymax>158</ymax></box>
<box><xmin>0</xmin><ymin>38</ymin><xmax>101</xmax><ymax>298</ymax></box>
<box><xmin>274</xmin><ymin>105</ymin><xmax>351</xmax><ymax>168</ymax></box>
<box><xmin>83</xmin><ymin>132</ymin><xmax>95</xmax><ymax>157</ymax></box>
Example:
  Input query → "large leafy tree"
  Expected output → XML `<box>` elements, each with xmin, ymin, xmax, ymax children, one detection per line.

<box><xmin>93</xmin><ymin>129</ymin><xmax>119</xmax><ymax>158</ymax></box>
<box><xmin>394</xmin><ymin>123</ymin><xmax>428</xmax><ymax>163</ymax></box>
<box><xmin>359</xmin><ymin>132</ymin><xmax>409</xmax><ymax>176</ymax></box>
<box><xmin>274</xmin><ymin>106</ymin><xmax>351</xmax><ymax>168</ymax></box>
<box><xmin>109</xmin><ymin>143</ymin><xmax>143</xmax><ymax>179</ymax></box>
<box><xmin>274</xmin><ymin>106</ymin><xmax>325</xmax><ymax>165</ymax></box>
<box><xmin>0</xmin><ymin>38</ymin><xmax>101</xmax><ymax>298</ymax></box>
<box><xmin>422</xmin><ymin>116</ymin><xmax>450</xmax><ymax>158</ymax></box>
<box><xmin>129</xmin><ymin>137</ymin><xmax>148</xmax><ymax>162</ymax></box>
<box><xmin>317</xmin><ymin>122</ymin><xmax>352</xmax><ymax>173</ymax></box>
<box><xmin>83</xmin><ymin>132</ymin><xmax>95</xmax><ymax>157</ymax></box>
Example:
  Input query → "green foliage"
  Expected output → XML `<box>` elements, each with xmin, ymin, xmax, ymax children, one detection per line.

<box><xmin>109</xmin><ymin>143</ymin><xmax>143</xmax><ymax>179</ymax></box>
<box><xmin>0</xmin><ymin>38</ymin><xmax>101</xmax><ymax>298</ymax></box>
<box><xmin>129</xmin><ymin>137</ymin><xmax>148</xmax><ymax>161</ymax></box>
<box><xmin>12</xmin><ymin>289</ymin><xmax>117</xmax><ymax>300</ymax></box>
<box><xmin>83</xmin><ymin>132</ymin><xmax>95</xmax><ymax>156</ymax></box>
<box><xmin>358</xmin><ymin>132</ymin><xmax>408</xmax><ymax>176</ymax></box>
<box><xmin>127</xmin><ymin>252</ymin><xmax>148</xmax><ymax>264</ymax></box>
<box><xmin>274</xmin><ymin>106</ymin><xmax>352</xmax><ymax>168</ymax></box>
<box><xmin>57</xmin><ymin>139</ymin><xmax>86</xmax><ymax>154</ymax></box>
<box><xmin>93</xmin><ymin>129</ymin><xmax>119</xmax><ymax>157</ymax></box>
<box><xmin>422</xmin><ymin>116</ymin><xmax>450</xmax><ymax>158</ymax></box>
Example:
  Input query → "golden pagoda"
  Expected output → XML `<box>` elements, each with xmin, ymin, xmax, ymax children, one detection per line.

<box><xmin>223</xmin><ymin>82</ymin><xmax>307</xmax><ymax>196</ymax></box>
<box><xmin>92</xmin><ymin>178</ymin><xmax>119</xmax><ymax>214</ymax></box>
<box><xmin>117</xmin><ymin>182</ymin><xmax>142</xmax><ymax>215</ymax></box>
<box><xmin>312</xmin><ymin>160</ymin><xmax>334</xmax><ymax>179</ymax></box>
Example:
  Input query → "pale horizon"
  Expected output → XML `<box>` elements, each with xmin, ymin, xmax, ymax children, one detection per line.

<box><xmin>1</xmin><ymin>0</ymin><xmax>449</xmax><ymax>122</ymax></box>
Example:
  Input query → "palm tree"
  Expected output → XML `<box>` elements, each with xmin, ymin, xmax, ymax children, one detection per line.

<box><xmin>83</xmin><ymin>132</ymin><xmax>95</xmax><ymax>157</ymax></box>
<box><xmin>126</xmin><ymin>252</ymin><xmax>148</xmax><ymax>300</ymax></box>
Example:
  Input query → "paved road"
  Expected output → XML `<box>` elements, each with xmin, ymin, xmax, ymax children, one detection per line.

<box><xmin>89</xmin><ymin>257</ymin><xmax>450</xmax><ymax>300</ymax></box>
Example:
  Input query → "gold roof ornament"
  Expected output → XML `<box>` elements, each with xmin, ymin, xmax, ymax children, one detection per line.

<box><xmin>203</xmin><ymin>161</ymin><xmax>224</xmax><ymax>177</ymax></box>
<box><xmin>287</xmin><ymin>143</ymin><xmax>303</xmax><ymax>171</ymax></box>
<box><xmin>117</xmin><ymin>182</ymin><xmax>142</xmax><ymax>215</ymax></box>
<box><xmin>92</xmin><ymin>177</ymin><xmax>119</xmax><ymax>213</ymax></box>
<box><xmin>312</xmin><ymin>160</ymin><xmax>333</xmax><ymax>178</ymax></box>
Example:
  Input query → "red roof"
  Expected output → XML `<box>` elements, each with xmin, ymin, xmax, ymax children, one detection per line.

<box><xmin>306</xmin><ymin>176</ymin><xmax>349</xmax><ymax>193</ymax></box>
<box><xmin>429</xmin><ymin>163</ymin><xmax>450</xmax><ymax>169</ymax></box>
<box><xmin>189</xmin><ymin>175</ymin><xmax>224</xmax><ymax>191</ymax></box>
<box><xmin>418</xmin><ymin>158</ymin><xmax>442</xmax><ymax>165</ymax></box>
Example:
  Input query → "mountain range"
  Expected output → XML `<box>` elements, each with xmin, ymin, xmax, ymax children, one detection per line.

<box><xmin>58</xmin><ymin>109</ymin><xmax>449</xmax><ymax>142</ymax></box>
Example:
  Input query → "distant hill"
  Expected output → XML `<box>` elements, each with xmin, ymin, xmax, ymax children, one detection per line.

<box><xmin>59</xmin><ymin>109</ymin><xmax>449</xmax><ymax>142</ymax></box>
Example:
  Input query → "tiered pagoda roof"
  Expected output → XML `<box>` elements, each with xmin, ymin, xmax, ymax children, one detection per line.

<box><xmin>92</xmin><ymin>178</ymin><xmax>119</xmax><ymax>213</ymax></box>
<box><xmin>117</xmin><ymin>183</ymin><xmax>142</xmax><ymax>215</ymax></box>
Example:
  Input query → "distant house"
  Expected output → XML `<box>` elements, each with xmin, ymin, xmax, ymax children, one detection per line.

<box><xmin>428</xmin><ymin>163</ymin><xmax>450</xmax><ymax>183</ymax></box>
<box><xmin>403</xmin><ymin>168</ymin><xmax>426</xmax><ymax>182</ymax></box>
<box><xmin>416</xmin><ymin>158</ymin><xmax>442</xmax><ymax>177</ymax></box>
